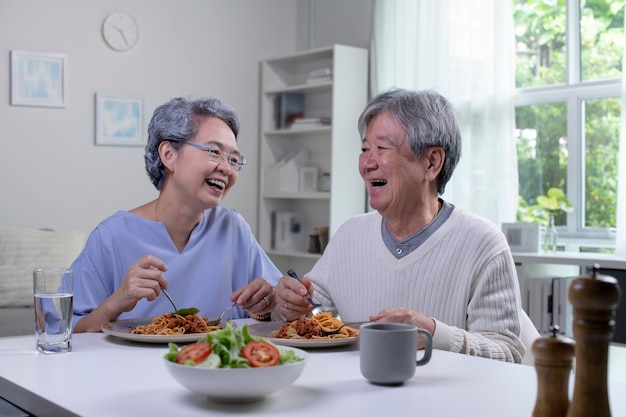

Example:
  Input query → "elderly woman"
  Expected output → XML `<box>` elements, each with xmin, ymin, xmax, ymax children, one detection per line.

<box><xmin>275</xmin><ymin>88</ymin><xmax>524</xmax><ymax>363</ymax></box>
<box><xmin>71</xmin><ymin>97</ymin><xmax>279</xmax><ymax>333</ymax></box>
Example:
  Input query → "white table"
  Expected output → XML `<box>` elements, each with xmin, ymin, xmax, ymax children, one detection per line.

<box><xmin>1</xmin><ymin>320</ymin><xmax>625</xmax><ymax>417</ymax></box>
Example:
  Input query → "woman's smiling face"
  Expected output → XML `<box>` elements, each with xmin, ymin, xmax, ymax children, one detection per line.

<box><xmin>172</xmin><ymin>116</ymin><xmax>239</xmax><ymax>209</ymax></box>
<box><xmin>359</xmin><ymin>111</ymin><xmax>425</xmax><ymax>218</ymax></box>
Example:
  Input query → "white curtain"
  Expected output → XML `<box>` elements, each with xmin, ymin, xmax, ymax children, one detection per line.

<box><xmin>616</xmin><ymin>22</ymin><xmax>626</xmax><ymax>256</ymax></box>
<box><xmin>371</xmin><ymin>0</ymin><xmax>518</xmax><ymax>227</ymax></box>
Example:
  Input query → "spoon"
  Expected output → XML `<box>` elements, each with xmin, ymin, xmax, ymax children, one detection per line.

<box><xmin>160</xmin><ymin>287</ymin><xmax>178</xmax><ymax>312</ymax></box>
<box><xmin>287</xmin><ymin>269</ymin><xmax>324</xmax><ymax>316</ymax></box>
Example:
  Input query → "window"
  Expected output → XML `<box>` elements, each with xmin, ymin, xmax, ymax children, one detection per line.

<box><xmin>513</xmin><ymin>0</ymin><xmax>624</xmax><ymax>246</ymax></box>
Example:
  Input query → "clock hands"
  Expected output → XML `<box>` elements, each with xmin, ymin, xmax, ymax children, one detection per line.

<box><xmin>103</xmin><ymin>12</ymin><xmax>138</xmax><ymax>51</ymax></box>
<box><xmin>110</xmin><ymin>24</ymin><xmax>129</xmax><ymax>46</ymax></box>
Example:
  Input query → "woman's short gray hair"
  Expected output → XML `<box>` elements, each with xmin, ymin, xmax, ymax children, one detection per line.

<box><xmin>144</xmin><ymin>97</ymin><xmax>240</xmax><ymax>190</ymax></box>
<box><xmin>357</xmin><ymin>88</ymin><xmax>461</xmax><ymax>195</ymax></box>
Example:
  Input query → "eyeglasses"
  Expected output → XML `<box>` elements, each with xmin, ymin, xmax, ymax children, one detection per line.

<box><xmin>166</xmin><ymin>140</ymin><xmax>246</xmax><ymax>172</ymax></box>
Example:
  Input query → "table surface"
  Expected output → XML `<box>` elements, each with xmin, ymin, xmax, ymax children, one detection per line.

<box><xmin>1</xmin><ymin>319</ymin><xmax>625</xmax><ymax>417</ymax></box>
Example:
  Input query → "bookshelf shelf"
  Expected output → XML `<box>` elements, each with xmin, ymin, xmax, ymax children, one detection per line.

<box><xmin>262</xmin><ymin>191</ymin><xmax>330</xmax><ymax>200</ymax></box>
<box><xmin>264</xmin><ymin>81</ymin><xmax>332</xmax><ymax>95</ymax></box>
<box><xmin>264</xmin><ymin>125</ymin><xmax>332</xmax><ymax>136</ymax></box>
<box><xmin>258</xmin><ymin>45</ymin><xmax>368</xmax><ymax>274</ymax></box>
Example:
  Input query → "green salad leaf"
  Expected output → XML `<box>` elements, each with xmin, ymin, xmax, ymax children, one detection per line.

<box><xmin>204</xmin><ymin>321</ymin><xmax>251</xmax><ymax>368</ymax></box>
<box><xmin>165</xmin><ymin>322</ymin><xmax>304</xmax><ymax>368</ymax></box>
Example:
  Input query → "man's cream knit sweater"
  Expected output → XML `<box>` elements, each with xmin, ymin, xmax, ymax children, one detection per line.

<box><xmin>308</xmin><ymin>207</ymin><xmax>524</xmax><ymax>363</ymax></box>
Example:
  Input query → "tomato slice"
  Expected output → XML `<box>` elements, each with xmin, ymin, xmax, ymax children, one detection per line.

<box><xmin>241</xmin><ymin>341</ymin><xmax>280</xmax><ymax>367</ymax></box>
<box><xmin>175</xmin><ymin>341</ymin><xmax>212</xmax><ymax>365</ymax></box>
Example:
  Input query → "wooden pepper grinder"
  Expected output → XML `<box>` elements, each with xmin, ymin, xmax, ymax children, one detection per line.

<box><xmin>532</xmin><ymin>324</ymin><xmax>575</xmax><ymax>417</ymax></box>
<box><xmin>566</xmin><ymin>264</ymin><xmax>622</xmax><ymax>417</ymax></box>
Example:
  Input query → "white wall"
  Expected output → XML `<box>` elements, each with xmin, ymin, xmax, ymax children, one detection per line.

<box><xmin>0</xmin><ymin>0</ymin><xmax>372</xmax><ymax>236</ymax></box>
<box><xmin>296</xmin><ymin>0</ymin><xmax>373</xmax><ymax>51</ymax></box>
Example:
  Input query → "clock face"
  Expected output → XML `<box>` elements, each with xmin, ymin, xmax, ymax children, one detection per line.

<box><xmin>102</xmin><ymin>12</ymin><xmax>139</xmax><ymax>52</ymax></box>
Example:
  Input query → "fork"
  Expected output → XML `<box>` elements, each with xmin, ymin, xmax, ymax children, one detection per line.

<box><xmin>287</xmin><ymin>269</ymin><xmax>324</xmax><ymax>316</ymax></box>
<box><xmin>219</xmin><ymin>302</ymin><xmax>237</xmax><ymax>321</ymax></box>
<box><xmin>321</xmin><ymin>323</ymin><xmax>347</xmax><ymax>335</ymax></box>
<box><xmin>160</xmin><ymin>287</ymin><xmax>178</xmax><ymax>312</ymax></box>
<box><xmin>322</xmin><ymin>321</ymin><xmax>369</xmax><ymax>335</ymax></box>
<box><xmin>206</xmin><ymin>302</ymin><xmax>237</xmax><ymax>326</ymax></box>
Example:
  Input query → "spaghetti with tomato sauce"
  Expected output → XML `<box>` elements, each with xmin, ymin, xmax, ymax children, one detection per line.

<box><xmin>272</xmin><ymin>312</ymin><xmax>359</xmax><ymax>339</ymax></box>
<box><xmin>130</xmin><ymin>312</ymin><xmax>221</xmax><ymax>335</ymax></box>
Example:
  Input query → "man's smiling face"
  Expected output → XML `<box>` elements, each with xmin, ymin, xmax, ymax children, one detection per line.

<box><xmin>359</xmin><ymin>111</ymin><xmax>425</xmax><ymax>218</ymax></box>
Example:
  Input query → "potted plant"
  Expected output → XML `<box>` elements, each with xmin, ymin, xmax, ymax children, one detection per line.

<box><xmin>517</xmin><ymin>188</ymin><xmax>573</xmax><ymax>252</ymax></box>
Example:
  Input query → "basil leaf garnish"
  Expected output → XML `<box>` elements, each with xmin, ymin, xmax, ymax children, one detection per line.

<box><xmin>173</xmin><ymin>307</ymin><xmax>199</xmax><ymax>316</ymax></box>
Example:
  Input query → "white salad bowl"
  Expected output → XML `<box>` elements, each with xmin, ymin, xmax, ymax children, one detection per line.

<box><xmin>164</xmin><ymin>345</ymin><xmax>308</xmax><ymax>403</ymax></box>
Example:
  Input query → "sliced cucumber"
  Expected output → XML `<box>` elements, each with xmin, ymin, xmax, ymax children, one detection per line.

<box><xmin>197</xmin><ymin>352</ymin><xmax>221</xmax><ymax>369</ymax></box>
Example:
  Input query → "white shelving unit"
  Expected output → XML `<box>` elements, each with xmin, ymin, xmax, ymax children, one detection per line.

<box><xmin>258</xmin><ymin>45</ymin><xmax>368</xmax><ymax>274</ymax></box>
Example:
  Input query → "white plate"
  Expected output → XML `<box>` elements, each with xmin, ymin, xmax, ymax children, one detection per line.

<box><xmin>247</xmin><ymin>321</ymin><xmax>361</xmax><ymax>348</ymax></box>
<box><xmin>101</xmin><ymin>317</ymin><xmax>233</xmax><ymax>344</ymax></box>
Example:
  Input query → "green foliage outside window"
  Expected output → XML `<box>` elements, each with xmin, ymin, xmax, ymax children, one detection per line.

<box><xmin>514</xmin><ymin>0</ymin><xmax>624</xmax><ymax>230</ymax></box>
<box><xmin>517</xmin><ymin>187</ymin><xmax>574</xmax><ymax>226</ymax></box>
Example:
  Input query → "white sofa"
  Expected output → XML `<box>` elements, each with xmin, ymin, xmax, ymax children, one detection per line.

<box><xmin>0</xmin><ymin>228</ymin><xmax>86</xmax><ymax>337</ymax></box>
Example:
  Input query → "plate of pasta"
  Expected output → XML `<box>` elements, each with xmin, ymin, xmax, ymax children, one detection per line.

<box><xmin>247</xmin><ymin>313</ymin><xmax>364</xmax><ymax>348</ymax></box>
<box><xmin>102</xmin><ymin>313</ymin><xmax>232</xmax><ymax>343</ymax></box>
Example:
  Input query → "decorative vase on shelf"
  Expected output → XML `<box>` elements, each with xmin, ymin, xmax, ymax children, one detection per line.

<box><xmin>543</xmin><ymin>214</ymin><xmax>557</xmax><ymax>252</ymax></box>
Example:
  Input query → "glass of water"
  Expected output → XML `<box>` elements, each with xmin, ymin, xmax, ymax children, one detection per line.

<box><xmin>33</xmin><ymin>268</ymin><xmax>73</xmax><ymax>354</ymax></box>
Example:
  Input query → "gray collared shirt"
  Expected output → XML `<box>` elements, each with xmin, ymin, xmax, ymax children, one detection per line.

<box><xmin>382</xmin><ymin>199</ymin><xmax>454</xmax><ymax>259</ymax></box>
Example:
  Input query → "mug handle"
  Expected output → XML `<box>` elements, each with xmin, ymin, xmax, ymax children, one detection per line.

<box><xmin>416</xmin><ymin>328</ymin><xmax>433</xmax><ymax>366</ymax></box>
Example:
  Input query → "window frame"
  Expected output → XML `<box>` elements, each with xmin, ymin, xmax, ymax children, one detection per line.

<box><xmin>513</xmin><ymin>0</ymin><xmax>621</xmax><ymax>248</ymax></box>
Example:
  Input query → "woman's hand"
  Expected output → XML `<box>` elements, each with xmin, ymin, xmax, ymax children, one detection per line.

<box><xmin>75</xmin><ymin>255</ymin><xmax>168</xmax><ymax>333</ymax></box>
<box><xmin>231</xmin><ymin>277</ymin><xmax>275</xmax><ymax>316</ymax></box>
<box><xmin>274</xmin><ymin>274</ymin><xmax>313</xmax><ymax>321</ymax></box>
<box><xmin>109</xmin><ymin>255</ymin><xmax>168</xmax><ymax>316</ymax></box>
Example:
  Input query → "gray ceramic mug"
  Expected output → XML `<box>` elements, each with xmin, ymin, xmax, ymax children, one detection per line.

<box><xmin>359</xmin><ymin>322</ymin><xmax>433</xmax><ymax>385</ymax></box>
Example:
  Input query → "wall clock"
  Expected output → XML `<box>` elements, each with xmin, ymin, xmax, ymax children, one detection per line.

<box><xmin>102</xmin><ymin>12</ymin><xmax>139</xmax><ymax>52</ymax></box>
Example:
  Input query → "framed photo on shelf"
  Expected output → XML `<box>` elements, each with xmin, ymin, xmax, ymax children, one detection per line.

<box><xmin>95</xmin><ymin>93</ymin><xmax>144</xmax><ymax>146</ymax></box>
<box><xmin>299</xmin><ymin>166</ymin><xmax>319</xmax><ymax>192</ymax></box>
<box><xmin>10</xmin><ymin>50</ymin><xmax>67</xmax><ymax>108</ymax></box>
<box><xmin>271</xmin><ymin>211</ymin><xmax>305</xmax><ymax>252</ymax></box>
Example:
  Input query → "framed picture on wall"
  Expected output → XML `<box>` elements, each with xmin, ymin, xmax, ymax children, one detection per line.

<box><xmin>95</xmin><ymin>93</ymin><xmax>144</xmax><ymax>146</ymax></box>
<box><xmin>10</xmin><ymin>50</ymin><xmax>67</xmax><ymax>108</ymax></box>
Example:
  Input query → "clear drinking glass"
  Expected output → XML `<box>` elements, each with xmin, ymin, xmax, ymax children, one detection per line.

<box><xmin>33</xmin><ymin>268</ymin><xmax>74</xmax><ymax>354</ymax></box>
